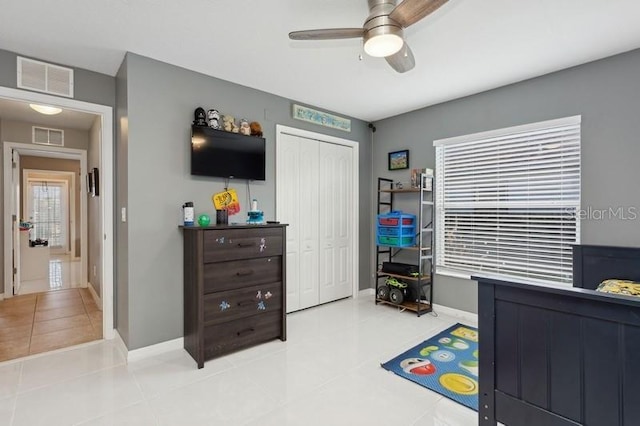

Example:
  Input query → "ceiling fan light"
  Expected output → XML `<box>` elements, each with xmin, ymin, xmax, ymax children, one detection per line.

<box><xmin>364</xmin><ymin>33</ymin><xmax>404</xmax><ymax>57</ymax></box>
<box><xmin>29</xmin><ymin>104</ymin><xmax>62</xmax><ymax>115</ymax></box>
<box><xmin>363</xmin><ymin>24</ymin><xmax>404</xmax><ymax>57</ymax></box>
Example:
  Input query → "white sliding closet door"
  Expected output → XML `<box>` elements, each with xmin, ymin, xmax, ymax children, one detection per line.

<box><xmin>277</xmin><ymin>133</ymin><xmax>319</xmax><ymax>312</ymax></box>
<box><xmin>276</xmin><ymin>127</ymin><xmax>356</xmax><ymax>313</ymax></box>
<box><xmin>318</xmin><ymin>142</ymin><xmax>353</xmax><ymax>303</ymax></box>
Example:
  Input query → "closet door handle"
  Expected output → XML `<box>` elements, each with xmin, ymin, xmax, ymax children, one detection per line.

<box><xmin>237</xmin><ymin>300</ymin><xmax>254</xmax><ymax>307</ymax></box>
<box><xmin>238</xmin><ymin>242</ymin><xmax>256</xmax><ymax>248</ymax></box>
<box><xmin>235</xmin><ymin>269</ymin><xmax>254</xmax><ymax>277</ymax></box>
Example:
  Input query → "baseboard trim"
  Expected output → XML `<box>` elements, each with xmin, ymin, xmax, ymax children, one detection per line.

<box><xmin>115</xmin><ymin>334</ymin><xmax>185</xmax><ymax>363</ymax></box>
<box><xmin>432</xmin><ymin>303</ymin><xmax>478</xmax><ymax>325</ymax></box>
<box><xmin>113</xmin><ymin>330</ymin><xmax>129</xmax><ymax>360</ymax></box>
<box><xmin>360</xmin><ymin>288</ymin><xmax>375</xmax><ymax>296</ymax></box>
<box><xmin>86</xmin><ymin>281</ymin><xmax>102</xmax><ymax>307</ymax></box>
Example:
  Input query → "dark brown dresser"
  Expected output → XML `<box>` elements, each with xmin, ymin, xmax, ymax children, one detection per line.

<box><xmin>182</xmin><ymin>224</ymin><xmax>287</xmax><ymax>368</ymax></box>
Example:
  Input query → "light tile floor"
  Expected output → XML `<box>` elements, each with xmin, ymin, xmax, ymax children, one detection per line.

<box><xmin>19</xmin><ymin>255</ymin><xmax>82</xmax><ymax>296</ymax></box>
<box><xmin>0</xmin><ymin>294</ymin><xmax>477</xmax><ymax>426</ymax></box>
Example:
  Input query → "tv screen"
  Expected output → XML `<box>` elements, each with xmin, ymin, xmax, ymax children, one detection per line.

<box><xmin>191</xmin><ymin>125</ymin><xmax>265</xmax><ymax>180</ymax></box>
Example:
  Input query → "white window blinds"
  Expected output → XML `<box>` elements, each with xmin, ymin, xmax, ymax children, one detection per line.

<box><xmin>434</xmin><ymin>116</ymin><xmax>581</xmax><ymax>285</ymax></box>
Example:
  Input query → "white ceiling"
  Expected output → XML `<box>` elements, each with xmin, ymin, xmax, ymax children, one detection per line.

<box><xmin>1</xmin><ymin>0</ymin><xmax>640</xmax><ymax>122</ymax></box>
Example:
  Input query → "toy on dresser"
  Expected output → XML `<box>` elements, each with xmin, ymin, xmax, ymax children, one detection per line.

<box><xmin>247</xmin><ymin>199</ymin><xmax>264</xmax><ymax>224</ymax></box>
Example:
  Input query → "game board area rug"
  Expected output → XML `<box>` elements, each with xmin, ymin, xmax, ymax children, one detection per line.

<box><xmin>381</xmin><ymin>323</ymin><xmax>479</xmax><ymax>411</ymax></box>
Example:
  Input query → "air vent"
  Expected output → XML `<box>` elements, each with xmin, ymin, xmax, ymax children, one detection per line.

<box><xmin>33</xmin><ymin>126</ymin><xmax>64</xmax><ymax>146</ymax></box>
<box><xmin>17</xmin><ymin>57</ymin><xmax>74</xmax><ymax>98</ymax></box>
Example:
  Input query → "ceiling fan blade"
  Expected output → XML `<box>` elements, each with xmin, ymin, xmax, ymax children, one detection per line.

<box><xmin>385</xmin><ymin>42</ymin><xmax>415</xmax><ymax>73</ymax></box>
<box><xmin>389</xmin><ymin>0</ymin><xmax>449</xmax><ymax>28</ymax></box>
<box><xmin>289</xmin><ymin>28</ymin><xmax>365</xmax><ymax>41</ymax></box>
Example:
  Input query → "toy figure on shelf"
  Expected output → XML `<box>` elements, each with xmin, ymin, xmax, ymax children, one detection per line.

<box><xmin>193</xmin><ymin>107</ymin><xmax>207</xmax><ymax>126</ymax></box>
<box><xmin>207</xmin><ymin>109</ymin><xmax>221</xmax><ymax>129</ymax></box>
<box><xmin>239</xmin><ymin>118</ymin><xmax>250</xmax><ymax>135</ymax></box>
<box><xmin>223</xmin><ymin>115</ymin><xmax>234</xmax><ymax>132</ymax></box>
<box><xmin>250</xmin><ymin>121</ymin><xmax>263</xmax><ymax>137</ymax></box>
<box><xmin>223</xmin><ymin>115</ymin><xmax>239</xmax><ymax>133</ymax></box>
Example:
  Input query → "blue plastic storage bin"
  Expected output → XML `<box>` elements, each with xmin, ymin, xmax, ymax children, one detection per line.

<box><xmin>376</xmin><ymin>211</ymin><xmax>417</xmax><ymax>247</ymax></box>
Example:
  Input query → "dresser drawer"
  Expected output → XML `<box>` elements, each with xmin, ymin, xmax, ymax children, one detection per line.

<box><xmin>204</xmin><ymin>282</ymin><xmax>282</xmax><ymax>325</ymax></box>
<box><xmin>203</xmin><ymin>256</ymin><xmax>281</xmax><ymax>293</ymax></box>
<box><xmin>203</xmin><ymin>311</ymin><xmax>282</xmax><ymax>360</ymax></box>
<box><xmin>203</xmin><ymin>228</ymin><xmax>283</xmax><ymax>262</ymax></box>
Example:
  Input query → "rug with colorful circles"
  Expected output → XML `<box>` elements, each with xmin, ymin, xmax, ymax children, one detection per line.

<box><xmin>381</xmin><ymin>323</ymin><xmax>479</xmax><ymax>411</ymax></box>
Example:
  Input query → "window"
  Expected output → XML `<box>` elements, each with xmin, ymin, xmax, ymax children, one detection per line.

<box><xmin>434</xmin><ymin>116</ymin><xmax>581</xmax><ymax>285</ymax></box>
<box><xmin>27</xmin><ymin>180</ymin><xmax>68</xmax><ymax>250</ymax></box>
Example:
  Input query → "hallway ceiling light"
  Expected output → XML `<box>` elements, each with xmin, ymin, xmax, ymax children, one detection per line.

<box><xmin>29</xmin><ymin>104</ymin><xmax>62</xmax><ymax>115</ymax></box>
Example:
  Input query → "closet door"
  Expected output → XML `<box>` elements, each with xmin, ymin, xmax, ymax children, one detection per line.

<box><xmin>318</xmin><ymin>142</ymin><xmax>354</xmax><ymax>303</ymax></box>
<box><xmin>276</xmin><ymin>133</ymin><xmax>319</xmax><ymax>312</ymax></box>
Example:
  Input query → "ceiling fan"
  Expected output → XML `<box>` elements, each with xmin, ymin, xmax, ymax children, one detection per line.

<box><xmin>289</xmin><ymin>0</ymin><xmax>449</xmax><ymax>73</ymax></box>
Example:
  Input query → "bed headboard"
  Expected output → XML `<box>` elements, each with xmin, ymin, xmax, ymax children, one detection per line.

<box><xmin>573</xmin><ymin>244</ymin><xmax>640</xmax><ymax>290</ymax></box>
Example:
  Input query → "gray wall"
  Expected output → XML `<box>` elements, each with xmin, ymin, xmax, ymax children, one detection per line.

<box><xmin>2</xmin><ymin>119</ymin><xmax>90</xmax><ymax>149</ymax></box>
<box><xmin>118</xmin><ymin>53</ymin><xmax>372</xmax><ymax>349</ymax></box>
<box><xmin>115</xmin><ymin>56</ymin><xmax>129</xmax><ymax>345</ymax></box>
<box><xmin>373</xmin><ymin>47</ymin><xmax>640</xmax><ymax>314</ymax></box>
<box><xmin>0</xmin><ymin>49</ymin><xmax>116</xmax><ymax>107</ymax></box>
<box><xmin>88</xmin><ymin>117</ymin><xmax>102</xmax><ymax>297</ymax></box>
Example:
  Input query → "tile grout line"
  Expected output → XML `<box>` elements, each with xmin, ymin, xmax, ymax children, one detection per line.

<box><xmin>26</xmin><ymin>296</ymin><xmax>38</xmax><ymax>356</ymax></box>
<box><xmin>9</xmin><ymin>360</ymin><xmax>25</xmax><ymax>426</ymax></box>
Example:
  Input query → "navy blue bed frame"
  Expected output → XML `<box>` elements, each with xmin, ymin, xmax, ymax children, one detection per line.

<box><xmin>477</xmin><ymin>245</ymin><xmax>640</xmax><ymax>426</ymax></box>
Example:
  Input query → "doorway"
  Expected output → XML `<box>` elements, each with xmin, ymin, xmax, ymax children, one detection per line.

<box><xmin>275</xmin><ymin>125</ymin><xmax>359</xmax><ymax>313</ymax></box>
<box><xmin>0</xmin><ymin>86</ymin><xmax>114</xmax><ymax>354</ymax></box>
<box><xmin>15</xmin><ymin>155</ymin><xmax>86</xmax><ymax>296</ymax></box>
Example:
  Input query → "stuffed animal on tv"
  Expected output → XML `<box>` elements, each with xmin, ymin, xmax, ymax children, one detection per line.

<box><xmin>239</xmin><ymin>118</ymin><xmax>250</xmax><ymax>136</ymax></box>
<box><xmin>250</xmin><ymin>121</ymin><xmax>263</xmax><ymax>137</ymax></box>
<box><xmin>193</xmin><ymin>107</ymin><xmax>207</xmax><ymax>126</ymax></box>
<box><xmin>207</xmin><ymin>109</ymin><xmax>221</xmax><ymax>129</ymax></box>
<box><xmin>223</xmin><ymin>115</ymin><xmax>237</xmax><ymax>132</ymax></box>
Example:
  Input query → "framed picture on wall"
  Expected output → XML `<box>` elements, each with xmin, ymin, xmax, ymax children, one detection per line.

<box><xmin>388</xmin><ymin>149</ymin><xmax>409</xmax><ymax>170</ymax></box>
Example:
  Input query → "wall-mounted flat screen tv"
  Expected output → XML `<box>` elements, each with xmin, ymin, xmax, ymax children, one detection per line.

<box><xmin>191</xmin><ymin>125</ymin><xmax>265</xmax><ymax>181</ymax></box>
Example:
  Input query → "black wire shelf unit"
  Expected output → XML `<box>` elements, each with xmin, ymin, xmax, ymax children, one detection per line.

<box><xmin>375</xmin><ymin>174</ymin><xmax>435</xmax><ymax>316</ymax></box>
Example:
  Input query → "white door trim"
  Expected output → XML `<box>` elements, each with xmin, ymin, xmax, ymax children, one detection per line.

<box><xmin>4</xmin><ymin>144</ymin><xmax>87</xmax><ymax>293</ymax></box>
<box><xmin>275</xmin><ymin>124</ymin><xmax>360</xmax><ymax>301</ymax></box>
<box><xmin>0</xmin><ymin>86</ymin><xmax>114</xmax><ymax>341</ymax></box>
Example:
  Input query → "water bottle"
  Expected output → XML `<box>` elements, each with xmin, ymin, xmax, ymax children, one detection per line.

<box><xmin>183</xmin><ymin>202</ymin><xmax>194</xmax><ymax>226</ymax></box>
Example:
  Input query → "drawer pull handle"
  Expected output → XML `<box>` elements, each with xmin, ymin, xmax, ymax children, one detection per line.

<box><xmin>237</xmin><ymin>327</ymin><xmax>255</xmax><ymax>337</ymax></box>
<box><xmin>237</xmin><ymin>300</ymin><xmax>254</xmax><ymax>307</ymax></box>
<box><xmin>238</xmin><ymin>242</ymin><xmax>256</xmax><ymax>248</ymax></box>
<box><xmin>236</xmin><ymin>270</ymin><xmax>254</xmax><ymax>277</ymax></box>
